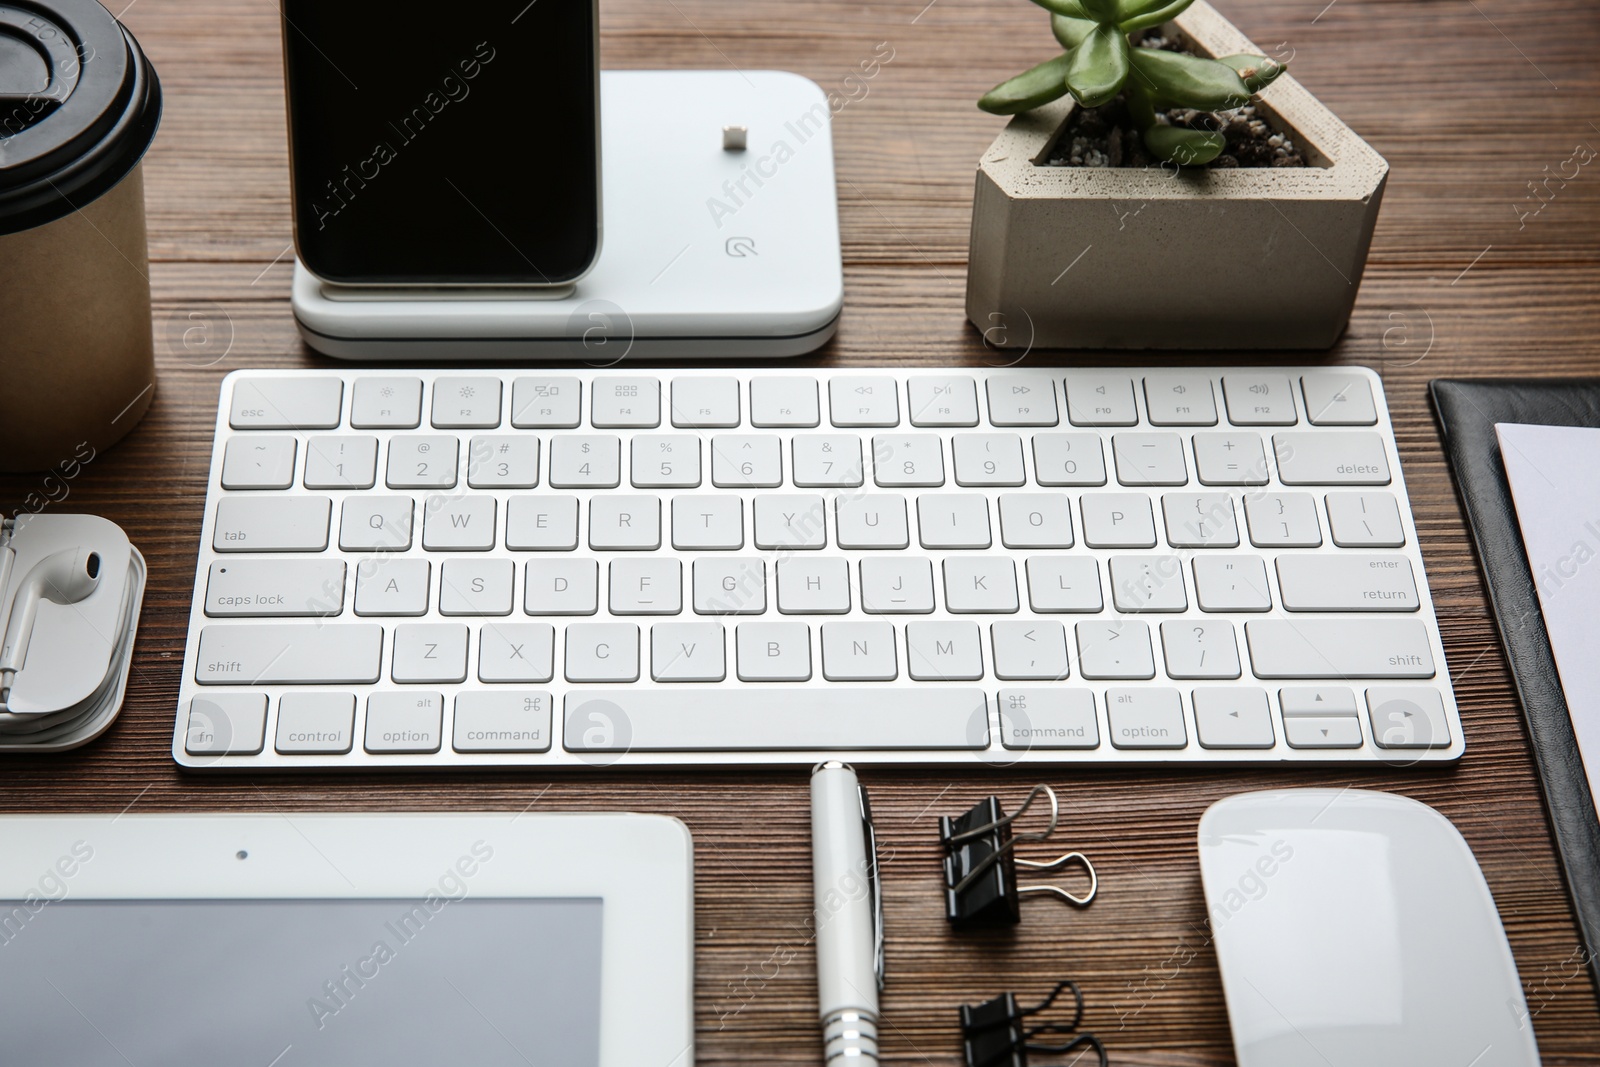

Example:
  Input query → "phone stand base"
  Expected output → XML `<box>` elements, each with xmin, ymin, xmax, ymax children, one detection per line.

<box><xmin>292</xmin><ymin>69</ymin><xmax>842</xmax><ymax>361</ymax></box>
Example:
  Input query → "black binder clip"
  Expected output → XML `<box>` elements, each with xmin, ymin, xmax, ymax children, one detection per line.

<box><xmin>960</xmin><ymin>980</ymin><xmax>1108</xmax><ymax>1067</ymax></box>
<box><xmin>939</xmin><ymin>784</ymin><xmax>1096</xmax><ymax>928</ymax></box>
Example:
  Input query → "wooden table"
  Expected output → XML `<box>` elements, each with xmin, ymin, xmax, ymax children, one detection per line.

<box><xmin>4</xmin><ymin>0</ymin><xmax>1598</xmax><ymax>1061</ymax></box>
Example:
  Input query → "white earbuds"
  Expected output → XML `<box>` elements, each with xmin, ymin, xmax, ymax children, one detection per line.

<box><xmin>0</xmin><ymin>547</ymin><xmax>103</xmax><ymax>681</ymax></box>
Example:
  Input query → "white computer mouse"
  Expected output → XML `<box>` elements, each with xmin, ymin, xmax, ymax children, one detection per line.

<box><xmin>1198</xmin><ymin>788</ymin><xmax>1541</xmax><ymax>1067</ymax></box>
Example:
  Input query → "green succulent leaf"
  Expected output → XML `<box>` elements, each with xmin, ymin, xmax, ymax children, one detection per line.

<box><xmin>1143</xmin><ymin>124</ymin><xmax>1227</xmax><ymax>165</ymax></box>
<box><xmin>1128</xmin><ymin>47</ymin><xmax>1251</xmax><ymax>110</ymax></box>
<box><xmin>1117</xmin><ymin>0</ymin><xmax>1193</xmax><ymax>33</ymax></box>
<box><xmin>1026</xmin><ymin>0</ymin><xmax>1091</xmax><ymax>18</ymax></box>
<box><xmin>1065</xmin><ymin>25</ymin><xmax>1130</xmax><ymax>107</ymax></box>
<box><xmin>1218</xmin><ymin>53</ymin><xmax>1286</xmax><ymax>92</ymax></box>
<box><xmin>1051</xmin><ymin>13</ymin><xmax>1097</xmax><ymax>49</ymax></box>
<box><xmin>1075</xmin><ymin>0</ymin><xmax>1122</xmax><ymax>21</ymax></box>
<box><xmin>978</xmin><ymin>52</ymin><xmax>1074</xmax><ymax>114</ymax></box>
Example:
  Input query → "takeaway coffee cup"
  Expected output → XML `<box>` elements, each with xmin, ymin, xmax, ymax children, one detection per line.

<box><xmin>0</xmin><ymin>0</ymin><xmax>161</xmax><ymax>472</ymax></box>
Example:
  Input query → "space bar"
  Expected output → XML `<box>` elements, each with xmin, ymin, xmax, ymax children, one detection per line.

<box><xmin>563</xmin><ymin>689</ymin><xmax>988</xmax><ymax>751</ymax></box>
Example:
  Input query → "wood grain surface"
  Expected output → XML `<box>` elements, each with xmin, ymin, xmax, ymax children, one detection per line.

<box><xmin>3</xmin><ymin>0</ymin><xmax>1599</xmax><ymax>1061</ymax></box>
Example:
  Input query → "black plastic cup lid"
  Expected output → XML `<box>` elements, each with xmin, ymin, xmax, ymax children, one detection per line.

<box><xmin>0</xmin><ymin>0</ymin><xmax>161</xmax><ymax>236</ymax></box>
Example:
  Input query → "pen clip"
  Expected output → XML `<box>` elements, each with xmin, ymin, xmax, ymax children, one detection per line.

<box><xmin>858</xmin><ymin>781</ymin><xmax>885</xmax><ymax>992</ymax></box>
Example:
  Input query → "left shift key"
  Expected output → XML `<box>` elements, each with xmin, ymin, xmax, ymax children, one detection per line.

<box><xmin>195</xmin><ymin>624</ymin><xmax>383</xmax><ymax>684</ymax></box>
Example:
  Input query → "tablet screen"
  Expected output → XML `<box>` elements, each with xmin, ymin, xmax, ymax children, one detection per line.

<box><xmin>0</xmin><ymin>897</ymin><xmax>603</xmax><ymax>1066</ymax></box>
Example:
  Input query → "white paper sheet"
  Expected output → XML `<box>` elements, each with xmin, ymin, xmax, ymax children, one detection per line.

<box><xmin>1496</xmin><ymin>422</ymin><xmax>1600</xmax><ymax>805</ymax></box>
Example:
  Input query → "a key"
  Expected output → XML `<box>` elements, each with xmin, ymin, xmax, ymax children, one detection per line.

<box><xmin>589</xmin><ymin>496</ymin><xmax>662</xmax><ymax>550</ymax></box>
<box><xmin>1105</xmin><ymin>688</ymin><xmax>1186</xmax><ymax>748</ymax></box>
<box><xmin>229</xmin><ymin>377</ymin><xmax>342</xmax><ymax>430</ymax></box>
<box><xmin>386</xmin><ymin>434</ymin><xmax>458</xmax><ymax>489</ymax></box>
<box><xmin>1161</xmin><ymin>493</ymin><xmax>1239</xmax><ymax>548</ymax></box>
<box><xmin>1192</xmin><ymin>688</ymin><xmax>1274</xmax><ymax>749</ymax></box>
<box><xmin>906</xmin><ymin>621</ymin><xmax>984</xmax><ymax>680</ymax></box>
<box><xmin>453</xmin><ymin>691</ymin><xmax>553</xmax><ymax>752</ymax></box>
<box><xmin>652</xmin><ymin>623</ymin><xmax>727</xmax><ymax>681</ymax></box>
<box><xmin>354</xmin><ymin>559</ymin><xmax>430</xmax><ymax>616</ymax></box>
<box><xmin>1080</xmin><ymin>493</ymin><xmax>1157</xmax><ymax>548</ymax></box>
<box><xmin>953</xmin><ymin>433</ymin><xmax>1026</xmax><ymax>486</ymax></box>
<box><xmin>1063</xmin><ymin>373</ymin><xmax>1137</xmax><ymax>426</ymax></box>
<box><xmin>1142</xmin><ymin>374</ymin><xmax>1218</xmax><ymax>426</ymax></box>
<box><xmin>1280</xmin><ymin>686</ymin><xmax>1358</xmax><ymax>716</ymax></box>
<box><xmin>873</xmin><ymin>434</ymin><xmax>945</xmax><ymax>487</ymax></box>
<box><xmin>943</xmin><ymin>556</ymin><xmax>1019</xmax><ymax>613</ymax></box>
<box><xmin>777</xmin><ymin>557</ymin><xmax>851</xmax><ymax>613</ymax></box>
<box><xmin>1274</xmin><ymin>432</ymin><xmax>1391</xmax><ymax>485</ymax></box>
<box><xmin>591</xmin><ymin>377</ymin><xmax>661</xmax><ymax>428</ymax></box>
<box><xmin>1301</xmin><ymin>372</ymin><xmax>1377</xmax><ymax>426</ymax></box>
<box><xmin>194</xmin><ymin>624</ymin><xmax>381</xmax><ymax>684</ymax></box>
<box><xmin>477</xmin><ymin>623</ymin><xmax>555</xmax><ymax>683</ymax></box>
<box><xmin>999</xmin><ymin>688</ymin><xmax>1098</xmax><ymax>749</ymax></box>
<box><xmin>1244</xmin><ymin>492</ymin><xmax>1321</xmax><ymax>547</ymax></box>
<box><xmin>564</xmin><ymin>623</ymin><xmax>641</xmax><ymax>682</ymax></box>
<box><xmin>1192</xmin><ymin>556</ymin><xmax>1272</xmax><ymax>612</ymax></box>
<box><xmin>1109</xmin><ymin>555</ymin><xmax>1188</xmax><ymax>612</ymax></box>
<box><xmin>835</xmin><ymin>495</ymin><xmax>910</xmax><ymax>549</ymax></box>
<box><xmin>423</xmin><ymin>495</ymin><xmax>496</xmax><ymax>550</ymax></box>
<box><xmin>671</xmin><ymin>496</ymin><xmax>743</xmax><ymax>550</ymax></box>
<box><xmin>991</xmin><ymin>620</ymin><xmax>1070</xmax><ymax>680</ymax></box>
<box><xmin>221</xmin><ymin>435</ymin><xmax>296</xmax><ymax>489</ymax></box>
<box><xmin>610</xmin><ymin>559</ymin><xmax>682</xmax><ymax>615</ymax></box>
<box><xmin>711</xmin><ymin>434</ymin><xmax>783</xmax><ymax>488</ymax></box>
<box><xmin>392</xmin><ymin>623</ymin><xmax>469</xmax><ymax>683</ymax></box>
<box><xmin>525</xmin><ymin>559</ymin><xmax>598</xmax><ymax>615</ymax></box>
<box><xmin>918</xmin><ymin>494</ymin><xmax>992</xmax><ymax>549</ymax></box>
<box><xmin>829</xmin><ymin>376</ymin><xmax>899</xmax><ymax>427</ymax></box>
<box><xmin>1325</xmin><ymin>492</ymin><xmax>1405</xmax><ymax>547</ymax></box>
<box><xmin>1032</xmin><ymin>433</ymin><xmax>1108</xmax><ymax>486</ymax></box>
<box><xmin>1025</xmin><ymin>557</ymin><xmax>1103</xmax><ymax>613</ymax></box>
<box><xmin>432</xmin><ymin>377</ymin><xmax>501</xmax><ymax>428</ymax></box>
<box><xmin>350</xmin><ymin>377</ymin><xmax>423</xmax><ymax>429</ymax></box>
<box><xmin>1192</xmin><ymin>432</ymin><xmax>1269</xmax><ymax>485</ymax></box>
<box><xmin>1245</xmin><ymin>619</ymin><xmax>1436</xmax><ymax>678</ymax></box>
<box><xmin>998</xmin><ymin>493</ymin><xmax>1074</xmax><ymax>549</ymax></box>
<box><xmin>468</xmin><ymin>435</ymin><xmax>540</xmax><ymax>489</ymax></box>
<box><xmin>204</xmin><ymin>559</ymin><xmax>345</xmax><ymax>618</ymax></box>
<box><xmin>505</xmin><ymin>496</ymin><xmax>580</xmax><ymax>551</ymax></box>
<box><xmin>985</xmin><ymin>375</ymin><xmax>1059</xmax><ymax>426</ymax></box>
<box><xmin>1112</xmin><ymin>433</ymin><xmax>1188</xmax><ymax>486</ymax></box>
<box><xmin>1075</xmin><ymin>621</ymin><xmax>1155</xmax><ymax>679</ymax></box>
<box><xmin>671</xmin><ymin>376</ymin><xmax>740</xmax><ymax>428</ymax></box>
<box><xmin>907</xmin><ymin>376</ymin><xmax>979</xmax><ymax>426</ymax></box>
<box><xmin>631</xmin><ymin>434</ymin><xmax>702</xmax><ymax>488</ymax></box>
<box><xmin>1277</xmin><ymin>555</ymin><xmax>1419</xmax><ymax>611</ymax></box>
<box><xmin>821</xmin><ymin>622</ymin><xmax>898</xmax><ymax>681</ymax></box>
<box><xmin>859</xmin><ymin>557</ymin><xmax>935</xmax><ymax>613</ymax></box>
<box><xmin>1366</xmin><ymin>687</ymin><xmax>1451</xmax><ymax>749</ymax></box>
<box><xmin>304</xmin><ymin>436</ymin><xmax>378</xmax><ymax>489</ymax></box>
<box><xmin>1283</xmin><ymin>716</ymin><xmax>1365</xmax><ymax>749</ymax></box>
<box><xmin>549</xmin><ymin>435</ymin><xmax>621</xmax><ymax>488</ymax></box>
<box><xmin>693</xmin><ymin>558</ymin><xmax>767</xmax><ymax>615</ymax></box>
<box><xmin>751</xmin><ymin>376</ymin><xmax>821</xmax><ymax>427</ymax></box>
<box><xmin>214</xmin><ymin>497</ymin><xmax>329</xmax><ymax>552</ymax></box>
<box><xmin>755</xmin><ymin>494</ymin><xmax>828</xmax><ymax>550</ymax></box>
<box><xmin>1160</xmin><ymin>620</ymin><xmax>1241</xmax><ymax>678</ymax></box>
<box><xmin>735</xmin><ymin>622</ymin><xmax>812</xmax><ymax>680</ymax></box>
<box><xmin>275</xmin><ymin>693</ymin><xmax>356</xmax><ymax>754</ymax></box>
<box><xmin>793</xmin><ymin>435</ymin><xmax>864</xmax><ymax>487</ymax></box>
<box><xmin>439</xmin><ymin>558</ymin><xmax>515</xmax><ymax>615</ymax></box>
<box><xmin>510</xmin><ymin>376</ymin><xmax>581</xmax><ymax>428</ymax></box>
<box><xmin>365</xmin><ymin>693</ymin><xmax>444</xmax><ymax>754</ymax></box>
<box><xmin>1222</xmin><ymin>375</ymin><xmax>1297</xmax><ymax>425</ymax></box>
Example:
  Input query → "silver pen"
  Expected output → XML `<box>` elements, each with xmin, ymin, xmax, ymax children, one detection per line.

<box><xmin>810</xmin><ymin>760</ymin><xmax>884</xmax><ymax>1064</ymax></box>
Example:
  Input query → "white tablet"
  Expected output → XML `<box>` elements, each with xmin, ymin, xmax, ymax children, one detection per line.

<box><xmin>0</xmin><ymin>812</ymin><xmax>693</xmax><ymax>1067</ymax></box>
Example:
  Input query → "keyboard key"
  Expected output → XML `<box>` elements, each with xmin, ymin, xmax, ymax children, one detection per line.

<box><xmin>1283</xmin><ymin>716</ymin><xmax>1364</xmax><ymax>749</ymax></box>
<box><xmin>1279</xmin><ymin>686</ymin><xmax>1358</xmax><ymax>716</ymax></box>
<box><xmin>953</xmin><ymin>433</ymin><xmax>1026</xmax><ymax>486</ymax></box>
<box><xmin>468</xmin><ymin>435</ymin><xmax>539</xmax><ymax>489</ymax></box>
<box><xmin>589</xmin><ymin>495</ymin><xmax>662</xmax><ymax>550</ymax></box>
<box><xmin>275</xmin><ymin>693</ymin><xmax>356</xmax><ymax>754</ymax></box>
<box><xmin>736</xmin><ymin>622</ymin><xmax>812</xmax><ymax>680</ymax></box>
<box><xmin>506</xmin><ymin>496</ymin><xmax>580</xmax><ymax>551</ymax></box>
<box><xmin>836</xmin><ymin>495</ymin><xmax>910</xmax><ymax>549</ymax></box>
<box><xmin>1025</xmin><ymin>557</ymin><xmax>1102</xmax><ymax>613</ymax></box>
<box><xmin>1366</xmin><ymin>687</ymin><xmax>1451</xmax><ymax>748</ymax></box>
<box><xmin>392</xmin><ymin>623</ymin><xmax>469</xmax><ymax>683</ymax></box>
<box><xmin>907</xmin><ymin>376</ymin><xmax>979</xmax><ymax>426</ymax></box>
<box><xmin>431</xmin><ymin>377</ymin><xmax>501</xmax><ymax>428</ymax></box>
<box><xmin>1076</xmin><ymin>621</ymin><xmax>1155</xmax><ymax>679</ymax></box>
<box><xmin>1222</xmin><ymin>375</ymin><xmax>1297</xmax><ymax>425</ymax></box>
<box><xmin>1244</xmin><ymin>492</ymin><xmax>1321</xmax><ymax>547</ymax></box>
<box><xmin>751</xmin><ymin>377</ymin><xmax>820</xmax><ymax>427</ymax></box>
<box><xmin>1192</xmin><ymin>556</ymin><xmax>1272</xmax><ymax>612</ymax></box>
<box><xmin>204</xmin><ymin>559</ymin><xmax>344</xmax><ymax>618</ymax></box>
<box><xmin>829</xmin><ymin>376</ymin><xmax>899</xmax><ymax>427</ymax></box>
<box><xmin>918</xmin><ymin>494</ymin><xmax>992</xmax><ymax>550</ymax></box>
<box><xmin>510</xmin><ymin>376</ymin><xmax>581</xmax><ymax>428</ymax></box>
<box><xmin>821</xmin><ymin>622</ymin><xmax>898</xmax><ymax>680</ymax></box>
<box><xmin>998</xmin><ymin>493</ymin><xmax>1074</xmax><ymax>549</ymax></box>
<box><xmin>1032</xmin><ymin>433</ymin><xmax>1108</xmax><ymax>486</ymax></box>
<box><xmin>711</xmin><ymin>434</ymin><xmax>783</xmax><ymax>488</ymax></box>
<box><xmin>1080</xmin><ymin>493</ymin><xmax>1157</xmax><ymax>548</ymax></box>
<box><xmin>549</xmin><ymin>435</ymin><xmax>621</xmax><ymax>488</ymax></box>
<box><xmin>1277</xmin><ymin>555</ymin><xmax>1419</xmax><ymax>612</ymax></box>
<box><xmin>478</xmin><ymin>623</ymin><xmax>555</xmax><ymax>683</ymax></box>
<box><xmin>386</xmin><ymin>434</ymin><xmax>458</xmax><ymax>489</ymax></box>
<box><xmin>1143</xmin><ymin>374</ymin><xmax>1217</xmax><ymax>426</ymax></box>
<box><xmin>1325</xmin><ymin>492</ymin><xmax>1405</xmax><ymax>548</ymax></box>
<box><xmin>214</xmin><ymin>497</ymin><xmax>329</xmax><ymax>552</ymax></box>
<box><xmin>304</xmin><ymin>435</ymin><xmax>378</xmax><ymax>489</ymax></box>
<box><xmin>632</xmin><ymin>434</ymin><xmax>701</xmax><ymax>488</ymax></box>
<box><xmin>354</xmin><ymin>559</ymin><xmax>429</xmax><ymax>616</ymax></box>
<box><xmin>185</xmin><ymin>694</ymin><xmax>268</xmax><ymax>755</ymax></box>
<box><xmin>943</xmin><ymin>557</ymin><xmax>1019</xmax><ymax>613</ymax></box>
<box><xmin>860</xmin><ymin>557</ymin><xmax>935</xmax><ymax>613</ymax></box>
<box><xmin>755</xmin><ymin>494</ymin><xmax>827</xmax><ymax>550</ymax></box>
<box><xmin>1302</xmin><ymin>372</ymin><xmax>1377</xmax><ymax>426</ymax></box>
<box><xmin>229</xmin><ymin>377</ymin><xmax>342</xmax><ymax>430</ymax></box>
<box><xmin>592</xmin><ymin>377</ymin><xmax>661</xmax><ymax>428</ymax></box>
<box><xmin>1162</xmin><ymin>493</ymin><xmax>1239</xmax><ymax>548</ymax></box>
<box><xmin>1063</xmin><ymin>373</ymin><xmax>1136</xmax><ymax>426</ymax></box>
<box><xmin>453</xmin><ymin>691</ymin><xmax>553</xmax><ymax>752</ymax></box>
<box><xmin>1109</xmin><ymin>556</ymin><xmax>1188</xmax><ymax>612</ymax></box>
<box><xmin>651</xmin><ymin>623</ymin><xmax>727</xmax><ymax>681</ymax></box>
<box><xmin>423</xmin><ymin>495</ymin><xmax>496</xmax><ymax>551</ymax></box>
<box><xmin>672</xmin><ymin>496</ymin><xmax>743</xmax><ymax>550</ymax></box>
<box><xmin>440</xmin><ymin>558</ymin><xmax>515</xmax><ymax>615</ymax></box>
<box><xmin>999</xmin><ymin>688</ymin><xmax>1098</xmax><ymax>749</ymax></box>
<box><xmin>1192</xmin><ymin>688</ymin><xmax>1274</xmax><ymax>749</ymax></box>
<box><xmin>524</xmin><ymin>559</ymin><xmax>598</xmax><ymax>615</ymax></box>
<box><xmin>365</xmin><ymin>692</ymin><xmax>444</xmax><ymax>754</ymax></box>
<box><xmin>351</xmin><ymin>377</ymin><xmax>423</xmax><ymax>429</ymax></box>
<box><xmin>1160</xmin><ymin>620</ymin><xmax>1241</xmax><ymax>678</ymax></box>
<box><xmin>777</xmin><ymin>557</ymin><xmax>851</xmax><ymax>613</ymax></box>
<box><xmin>874</xmin><ymin>434</ymin><xmax>945</xmax><ymax>487</ymax></box>
<box><xmin>991</xmin><ymin>621</ymin><xmax>1070</xmax><ymax>680</ymax></box>
<box><xmin>671</xmin><ymin>376</ymin><xmax>740</xmax><ymax>428</ymax></box>
<box><xmin>1245</xmin><ymin>619</ymin><xmax>1436</xmax><ymax>678</ymax></box>
<box><xmin>195</xmin><ymin>624</ymin><xmax>382</xmax><ymax>684</ymax></box>
<box><xmin>340</xmin><ymin>496</ymin><xmax>413</xmax><ymax>551</ymax></box>
<box><xmin>1192</xmin><ymin>432</ymin><xmax>1269</xmax><ymax>485</ymax></box>
<box><xmin>793</xmin><ymin>435</ymin><xmax>864</xmax><ymax>487</ymax></box>
<box><xmin>694</xmin><ymin>558</ymin><xmax>767</xmax><ymax>615</ymax></box>
<box><xmin>221</xmin><ymin>435</ymin><xmax>296</xmax><ymax>489</ymax></box>
<box><xmin>1273</xmin><ymin>432</ymin><xmax>1391</xmax><ymax>485</ymax></box>
<box><xmin>985</xmin><ymin>375</ymin><xmax>1059</xmax><ymax>426</ymax></box>
<box><xmin>610</xmin><ymin>559</ymin><xmax>682</xmax><ymax>615</ymax></box>
<box><xmin>906</xmin><ymin>622</ymin><xmax>983</xmax><ymax>680</ymax></box>
<box><xmin>1106</xmin><ymin>688</ymin><xmax>1186</xmax><ymax>748</ymax></box>
<box><xmin>1112</xmin><ymin>433</ymin><xmax>1187</xmax><ymax>486</ymax></box>
<box><xmin>565</xmin><ymin>623</ymin><xmax>640</xmax><ymax>682</ymax></box>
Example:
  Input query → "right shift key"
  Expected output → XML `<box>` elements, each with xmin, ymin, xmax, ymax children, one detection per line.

<box><xmin>1246</xmin><ymin>619</ymin><xmax>1435</xmax><ymax>678</ymax></box>
<box><xmin>1273</xmin><ymin>432</ymin><xmax>1390</xmax><ymax>485</ymax></box>
<box><xmin>1276</xmin><ymin>555</ymin><xmax>1419</xmax><ymax>611</ymax></box>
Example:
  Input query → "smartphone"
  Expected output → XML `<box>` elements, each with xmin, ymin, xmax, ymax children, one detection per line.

<box><xmin>281</xmin><ymin>0</ymin><xmax>599</xmax><ymax>286</ymax></box>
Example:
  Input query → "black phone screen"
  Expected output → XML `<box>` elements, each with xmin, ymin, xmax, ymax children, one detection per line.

<box><xmin>281</xmin><ymin>0</ymin><xmax>599</xmax><ymax>285</ymax></box>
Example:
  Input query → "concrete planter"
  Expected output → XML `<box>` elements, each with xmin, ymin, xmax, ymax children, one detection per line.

<box><xmin>965</xmin><ymin>1</ymin><xmax>1387</xmax><ymax>350</ymax></box>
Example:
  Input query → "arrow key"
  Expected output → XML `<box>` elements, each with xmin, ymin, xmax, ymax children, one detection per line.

<box><xmin>1193</xmin><ymin>687</ymin><xmax>1275</xmax><ymax>749</ymax></box>
<box><xmin>1279</xmin><ymin>686</ymin><xmax>1358</xmax><ymax>716</ymax></box>
<box><xmin>1283</xmin><ymin>715</ymin><xmax>1365</xmax><ymax>749</ymax></box>
<box><xmin>1366</xmin><ymin>687</ymin><xmax>1450</xmax><ymax>749</ymax></box>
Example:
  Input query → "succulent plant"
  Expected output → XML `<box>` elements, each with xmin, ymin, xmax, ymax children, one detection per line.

<box><xmin>978</xmin><ymin>0</ymin><xmax>1286</xmax><ymax>166</ymax></box>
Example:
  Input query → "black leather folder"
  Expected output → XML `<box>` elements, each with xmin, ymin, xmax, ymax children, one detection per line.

<box><xmin>1431</xmin><ymin>379</ymin><xmax>1600</xmax><ymax>1005</ymax></box>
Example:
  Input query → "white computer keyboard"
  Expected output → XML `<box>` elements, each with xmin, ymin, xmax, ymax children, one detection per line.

<box><xmin>175</xmin><ymin>366</ymin><xmax>1462</xmax><ymax>770</ymax></box>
